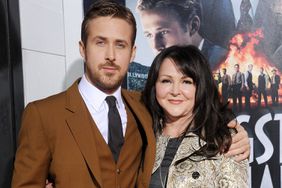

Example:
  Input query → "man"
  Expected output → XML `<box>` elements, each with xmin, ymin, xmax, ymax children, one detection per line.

<box><xmin>232</xmin><ymin>64</ymin><xmax>245</xmax><ymax>111</ymax></box>
<box><xmin>244</xmin><ymin>64</ymin><xmax>253</xmax><ymax>110</ymax></box>
<box><xmin>213</xmin><ymin>71</ymin><xmax>221</xmax><ymax>89</ymax></box>
<box><xmin>12</xmin><ymin>2</ymin><xmax>155</xmax><ymax>187</ymax></box>
<box><xmin>128</xmin><ymin>0</ymin><xmax>226</xmax><ymax>91</ymax></box>
<box><xmin>12</xmin><ymin>1</ymin><xmax>249</xmax><ymax>188</ymax></box>
<box><xmin>221</xmin><ymin>68</ymin><xmax>232</xmax><ymax>103</ymax></box>
<box><xmin>257</xmin><ymin>67</ymin><xmax>268</xmax><ymax>107</ymax></box>
<box><xmin>136</xmin><ymin>0</ymin><xmax>227</xmax><ymax>70</ymax></box>
<box><xmin>270</xmin><ymin>68</ymin><xmax>280</xmax><ymax>106</ymax></box>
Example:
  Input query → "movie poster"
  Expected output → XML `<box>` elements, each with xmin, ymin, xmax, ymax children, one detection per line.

<box><xmin>85</xmin><ymin>0</ymin><xmax>282</xmax><ymax>187</ymax></box>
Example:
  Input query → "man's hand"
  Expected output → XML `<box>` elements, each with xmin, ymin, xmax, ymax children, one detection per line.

<box><xmin>225</xmin><ymin>120</ymin><xmax>250</xmax><ymax>162</ymax></box>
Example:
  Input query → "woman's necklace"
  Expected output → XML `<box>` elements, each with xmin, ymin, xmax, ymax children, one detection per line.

<box><xmin>159</xmin><ymin>165</ymin><xmax>167</xmax><ymax>188</ymax></box>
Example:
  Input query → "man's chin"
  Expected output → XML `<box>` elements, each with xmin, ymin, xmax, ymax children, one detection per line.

<box><xmin>97</xmin><ymin>78</ymin><xmax>122</xmax><ymax>93</ymax></box>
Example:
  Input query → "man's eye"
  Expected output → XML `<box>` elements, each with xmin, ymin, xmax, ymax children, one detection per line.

<box><xmin>96</xmin><ymin>41</ymin><xmax>105</xmax><ymax>46</ymax></box>
<box><xmin>116</xmin><ymin>43</ymin><xmax>126</xmax><ymax>48</ymax></box>
<box><xmin>144</xmin><ymin>33</ymin><xmax>152</xmax><ymax>38</ymax></box>
<box><xmin>160</xmin><ymin>30</ymin><xmax>168</xmax><ymax>35</ymax></box>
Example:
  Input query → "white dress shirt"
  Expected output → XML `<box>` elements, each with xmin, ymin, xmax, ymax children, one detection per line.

<box><xmin>244</xmin><ymin>71</ymin><xmax>251</xmax><ymax>87</ymax></box>
<box><xmin>78</xmin><ymin>74</ymin><xmax>127</xmax><ymax>143</ymax></box>
<box><xmin>231</xmin><ymin>0</ymin><xmax>259</xmax><ymax>26</ymax></box>
<box><xmin>198</xmin><ymin>39</ymin><xmax>204</xmax><ymax>51</ymax></box>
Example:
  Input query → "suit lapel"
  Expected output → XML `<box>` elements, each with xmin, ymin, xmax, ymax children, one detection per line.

<box><xmin>65</xmin><ymin>81</ymin><xmax>102</xmax><ymax>187</ymax></box>
<box><xmin>172</xmin><ymin>133</ymin><xmax>205</xmax><ymax>165</ymax></box>
<box><xmin>253</xmin><ymin>0</ymin><xmax>264</xmax><ymax>25</ymax></box>
<box><xmin>152</xmin><ymin>135</ymin><xmax>169</xmax><ymax>173</ymax></box>
<box><xmin>121</xmin><ymin>90</ymin><xmax>156</xmax><ymax>183</ymax></box>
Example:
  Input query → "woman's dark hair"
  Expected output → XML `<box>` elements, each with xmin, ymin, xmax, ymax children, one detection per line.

<box><xmin>142</xmin><ymin>45</ymin><xmax>235</xmax><ymax>158</ymax></box>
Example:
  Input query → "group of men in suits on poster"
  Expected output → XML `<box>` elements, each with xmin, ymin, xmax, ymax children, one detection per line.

<box><xmin>215</xmin><ymin>64</ymin><xmax>280</xmax><ymax>112</ymax></box>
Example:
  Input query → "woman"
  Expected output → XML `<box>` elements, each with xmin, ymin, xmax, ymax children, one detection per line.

<box><xmin>142</xmin><ymin>45</ymin><xmax>248</xmax><ymax>187</ymax></box>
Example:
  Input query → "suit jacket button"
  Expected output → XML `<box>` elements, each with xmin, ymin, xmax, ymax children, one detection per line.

<box><xmin>192</xmin><ymin>171</ymin><xmax>200</xmax><ymax>179</ymax></box>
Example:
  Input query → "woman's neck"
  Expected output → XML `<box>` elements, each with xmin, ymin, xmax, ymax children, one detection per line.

<box><xmin>162</xmin><ymin>115</ymin><xmax>193</xmax><ymax>138</ymax></box>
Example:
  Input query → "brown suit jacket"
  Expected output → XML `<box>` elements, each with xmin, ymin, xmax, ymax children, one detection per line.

<box><xmin>12</xmin><ymin>80</ymin><xmax>156</xmax><ymax>188</ymax></box>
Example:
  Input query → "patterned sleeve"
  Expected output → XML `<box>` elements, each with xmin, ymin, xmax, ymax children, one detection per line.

<box><xmin>215</xmin><ymin>156</ymin><xmax>249</xmax><ymax>188</ymax></box>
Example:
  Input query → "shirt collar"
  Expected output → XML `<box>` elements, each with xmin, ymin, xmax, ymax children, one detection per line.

<box><xmin>198</xmin><ymin>39</ymin><xmax>204</xmax><ymax>51</ymax></box>
<box><xmin>78</xmin><ymin>74</ymin><xmax>123</xmax><ymax>111</ymax></box>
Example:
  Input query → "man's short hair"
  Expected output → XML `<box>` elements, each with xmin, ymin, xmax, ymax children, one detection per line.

<box><xmin>81</xmin><ymin>0</ymin><xmax>137</xmax><ymax>46</ymax></box>
<box><xmin>136</xmin><ymin>0</ymin><xmax>202</xmax><ymax>32</ymax></box>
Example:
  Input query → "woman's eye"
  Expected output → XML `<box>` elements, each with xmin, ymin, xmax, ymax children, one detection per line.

<box><xmin>160</xmin><ymin>79</ymin><xmax>171</xmax><ymax>83</ymax></box>
<box><xmin>183</xmin><ymin>80</ymin><xmax>193</xmax><ymax>84</ymax></box>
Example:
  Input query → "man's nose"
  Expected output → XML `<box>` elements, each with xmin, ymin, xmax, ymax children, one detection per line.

<box><xmin>152</xmin><ymin>35</ymin><xmax>165</xmax><ymax>53</ymax></box>
<box><xmin>105</xmin><ymin>45</ymin><xmax>116</xmax><ymax>61</ymax></box>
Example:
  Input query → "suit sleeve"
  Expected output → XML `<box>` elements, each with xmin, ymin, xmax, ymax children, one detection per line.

<box><xmin>12</xmin><ymin>102</ymin><xmax>51</xmax><ymax>188</ymax></box>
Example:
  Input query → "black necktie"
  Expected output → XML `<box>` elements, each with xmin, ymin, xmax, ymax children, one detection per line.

<box><xmin>105</xmin><ymin>96</ymin><xmax>124</xmax><ymax>162</ymax></box>
<box><xmin>237</xmin><ymin>0</ymin><xmax>253</xmax><ymax>32</ymax></box>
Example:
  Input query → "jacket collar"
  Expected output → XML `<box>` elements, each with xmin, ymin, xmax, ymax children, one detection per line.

<box><xmin>65</xmin><ymin>83</ymin><xmax>156</xmax><ymax>187</ymax></box>
<box><xmin>65</xmin><ymin>80</ymin><xmax>103</xmax><ymax>186</ymax></box>
<box><xmin>153</xmin><ymin>132</ymin><xmax>216</xmax><ymax>173</ymax></box>
<box><xmin>121</xmin><ymin>89</ymin><xmax>156</xmax><ymax>186</ymax></box>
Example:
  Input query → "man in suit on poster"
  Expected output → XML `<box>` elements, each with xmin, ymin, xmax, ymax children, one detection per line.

<box><xmin>257</xmin><ymin>67</ymin><xmax>268</xmax><ymax>107</ymax></box>
<box><xmin>127</xmin><ymin>0</ymin><xmax>227</xmax><ymax>91</ymax></box>
<box><xmin>221</xmin><ymin>68</ymin><xmax>232</xmax><ymax>104</ymax></box>
<box><xmin>270</xmin><ymin>68</ymin><xmax>281</xmax><ymax>106</ymax></box>
<box><xmin>136</xmin><ymin>0</ymin><xmax>227</xmax><ymax>70</ymax></box>
<box><xmin>244</xmin><ymin>64</ymin><xmax>254</xmax><ymax>110</ymax></box>
<box><xmin>231</xmin><ymin>64</ymin><xmax>245</xmax><ymax>111</ymax></box>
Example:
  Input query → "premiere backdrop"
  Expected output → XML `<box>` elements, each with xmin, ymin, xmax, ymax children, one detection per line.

<box><xmin>85</xmin><ymin>0</ymin><xmax>282</xmax><ymax>187</ymax></box>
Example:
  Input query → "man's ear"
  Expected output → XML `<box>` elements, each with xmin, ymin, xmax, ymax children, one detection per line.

<box><xmin>79</xmin><ymin>41</ymin><xmax>86</xmax><ymax>61</ymax></box>
<box><xmin>189</xmin><ymin>16</ymin><xmax>200</xmax><ymax>36</ymax></box>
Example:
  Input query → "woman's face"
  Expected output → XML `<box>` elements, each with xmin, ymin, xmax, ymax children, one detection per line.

<box><xmin>156</xmin><ymin>58</ymin><xmax>196</xmax><ymax>122</ymax></box>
